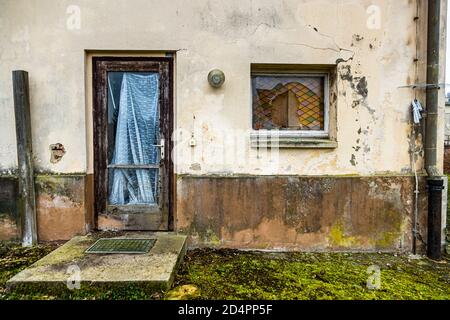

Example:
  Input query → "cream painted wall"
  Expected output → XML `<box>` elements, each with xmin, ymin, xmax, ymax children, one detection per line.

<box><xmin>0</xmin><ymin>0</ymin><xmax>446</xmax><ymax>176</ymax></box>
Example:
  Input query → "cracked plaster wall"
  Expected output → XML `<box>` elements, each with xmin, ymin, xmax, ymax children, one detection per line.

<box><xmin>0</xmin><ymin>0</ymin><xmax>446</xmax><ymax>176</ymax></box>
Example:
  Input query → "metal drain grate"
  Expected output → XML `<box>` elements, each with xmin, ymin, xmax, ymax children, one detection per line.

<box><xmin>85</xmin><ymin>238</ymin><xmax>156</xmax><ymax>254</ymax></box>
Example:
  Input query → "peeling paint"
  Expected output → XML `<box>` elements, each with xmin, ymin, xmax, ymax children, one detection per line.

<box><xmin>177</xmin><ymin>175</ymin><xmax>425</xmax><ymax>251</ymax></box>
<box><xmin>189</xmin><ymin>163</ymin><xmax>202</xmax><ymax>171</ymax></box>
<box><xmin>0</xmin><ymin>1</ymin><xmax>444</xmax><ymax>248</ymax></box>
<box><xmin>356</xmin><ymin>77</ymin><xmax>368</xmax><ymax>99</ymax></box>
<box><xmin>49</xmin><ymin>143</ymin><xmax>66</xmax><ymax>164</ymax></box>
<box><xmin>0</xmin><ymin>1</ymin><xmax>437</xmax><ymax>177</ymax></box>
<box><xmin>350</xmin><ymin>154</ymin><xmax>357</xmax><ymax>166</ymax></box>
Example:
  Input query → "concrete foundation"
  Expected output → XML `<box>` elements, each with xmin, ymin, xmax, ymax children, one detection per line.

<box><xmin>176</xmin><ymin>175</ymin><xmax>428</xmax><ymax>251</ymax></box>
<box><xmin>6</xmin><ymin>232</ymin><xmax>187</xmax><ymax>293</ymax></box>
<box><xmin>1</xmin><ymin>174</ymin><xmax>432</xmax><ymax>252</ymax></box>
<box><xmin>0</xmin><ymin>174</ymin><xmax>92</xmax><ymax>241</ymax></box>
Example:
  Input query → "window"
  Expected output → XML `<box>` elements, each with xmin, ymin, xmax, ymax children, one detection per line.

<box><xmin>250</xmin><ymin>65</ymin><xmax>337</xmax><ymax>149</ymax></box>
<box><xmin>252</xmin><ymin>73</ymin><xmax>329</xmax><ymax>135</ymax></box>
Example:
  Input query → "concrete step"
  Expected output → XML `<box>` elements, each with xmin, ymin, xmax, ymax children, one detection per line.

<box><xmin>7</xmin><ymin>232</ymin><xmax>187</xmax><ymax>294</ymax></box>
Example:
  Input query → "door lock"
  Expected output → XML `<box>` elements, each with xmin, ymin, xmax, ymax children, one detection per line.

<box><xmin>154</xmin><ymin>138</ymin><xmax>165</xmax><ymax>160</ymax></box>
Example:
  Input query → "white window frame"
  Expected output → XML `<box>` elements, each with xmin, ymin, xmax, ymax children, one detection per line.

<box><xmin>251</xmin><ymin>71</ymin><xmax>330</xmax><ymax>139</ymax></box>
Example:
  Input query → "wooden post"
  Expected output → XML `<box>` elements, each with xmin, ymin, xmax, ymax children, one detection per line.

<box><xmin>12</xmin><ymin>70</ymin><xmax>37</xmax><ymax>246</ymax></box>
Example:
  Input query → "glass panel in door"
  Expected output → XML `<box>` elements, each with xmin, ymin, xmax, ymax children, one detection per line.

<box><xmin>106</xmin><ymin>72</ymin><xmax>161</xmax><ymax>206</ymax></box>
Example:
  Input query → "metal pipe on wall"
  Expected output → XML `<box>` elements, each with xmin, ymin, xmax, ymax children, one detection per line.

<box><xmin>425</xmin><ymin>0</ymin><xmax>444</xmax><ymax>260</ymax></box>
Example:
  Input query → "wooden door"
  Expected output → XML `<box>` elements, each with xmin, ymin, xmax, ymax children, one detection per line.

<box><xmin>93</xmin><ymin>57</ymin><xmax>173</xmax><ymax>230</ymax></box>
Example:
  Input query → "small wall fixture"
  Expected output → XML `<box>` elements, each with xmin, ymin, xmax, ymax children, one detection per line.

<box><xmin>208</xmin><ymin>69</ymin><xmax>225</xmax><ymax>88</ymax></box>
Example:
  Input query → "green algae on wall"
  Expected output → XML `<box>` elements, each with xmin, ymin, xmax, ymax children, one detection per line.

<box><xmin>34</xmin><ymin>174</ymin><xmax>85</xmax><ymax>204</ymax></box>
<box><xmin>328</xmin><ymin>220</ymin><xmax>358</xmax><ymax>248</ymax></box>
<box><xmin>327</xmin><ymin>208</ymin><xmax>406</xmax><ymax>250</ymax></box>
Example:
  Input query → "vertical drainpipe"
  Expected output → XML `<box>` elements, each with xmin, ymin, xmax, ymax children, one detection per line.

<box><xmin>425</xmin><ymin>0</ymin><xmax>444</xmax><ymax>260</ymax></box>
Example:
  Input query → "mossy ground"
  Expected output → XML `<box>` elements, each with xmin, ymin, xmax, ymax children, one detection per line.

<box><xmin>171</xmin><ymin>249</ymin><xmax>449</xmax><ymax>300</ymax></box>
<box><xmin>0</xmin><ymin>241</ymin><xmax>58</xmax><ymax>300</ymax></box>
<box><xmin>1</xmin><ymin>242</ymin><xmax>449</xmax><ymax>300</ymax></box>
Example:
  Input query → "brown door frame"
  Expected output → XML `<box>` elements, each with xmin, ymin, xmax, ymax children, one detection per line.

<box><xmin>92</xmin><ymin>56</ymin><xmax>174</xmax><ymax>231</ymax></box>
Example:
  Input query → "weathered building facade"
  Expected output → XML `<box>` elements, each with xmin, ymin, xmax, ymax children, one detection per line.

<box><xmin>0</xmin><ymin>0</ymin><xmax>448</xmax><ymax>252</ymax></box>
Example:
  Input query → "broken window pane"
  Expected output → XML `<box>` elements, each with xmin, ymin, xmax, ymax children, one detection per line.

<box><xmin>252</xmin><ymin>75</ymin><xmax>325</xmax><ymax>131</ymax></box>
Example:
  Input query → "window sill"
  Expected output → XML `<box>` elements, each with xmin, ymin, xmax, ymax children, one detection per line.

<box><xmin>250</xmin><ymin>132</ymin><xmax>337</xmax><ymax>149</ymax></box>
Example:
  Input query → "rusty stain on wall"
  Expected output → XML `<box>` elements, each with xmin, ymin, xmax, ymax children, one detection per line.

<box><xmin>176</xmin><ymin>175</ymin><xmax>427</xmax><ymax>251</ymax></box>
<box><xmin>35</xmin><ymin>175</ymin><xmax>86</xmax><ymax>241</ymax></box>
<box><xmin>0</xmin><ymin>175</ymin><xmax>90</xmax><ymax>241</ymax></box>
<box><xmin>0</xmin><ymin>215</ymin><xmax>19</xmax><ymax>240</ymax></box>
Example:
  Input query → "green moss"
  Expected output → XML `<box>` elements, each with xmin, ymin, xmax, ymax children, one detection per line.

<box><xmin>201</xmin><ymin>229</ymin><xmax>221</xmax><ymax>246</ymax></box>
<box><xmin>5</xmin><ymin>282</ymin><xmax>163</xmax><ymax>300</ymax></box>
<box><xmin>374</xmin><ymin>232</ymin><xmax>400</xmax><ymax>249</ymax></box>
<box><xmin>171</xmin><ymin>249</ymin><xmax>450</xmax><ymax>300</ymax></box>
<box><xmin>165</xmin><ymin>285</ymin><xmax>200</xmax><ymax>300</ymax></box>
<box><xmin>328</xmin><ymin>210</ymin><xmax>405</xmax><ymax>250</ymax></box>
<box><xmin>0</xmin><ymin>241</ymin><xmax>58</xmax><ymax>299</ymax></box>
<box><xmin>208</xmin><ymin>231</ymin><xmax>221</xmax><ymax>246</ymax></box>
<box><xmin>377</xmin><ymin>211</ymin><xmax>404</xmax><ymax>249</ymax></box>
<box><xmin>34</xmin><ymin>175</ymin><xmax>83</xmax><ymax>203</ymax></box>
<box><xmin>328</xmin><ymin>221</ymin><xmax>358</xmax><ymax>247</ymax></box>
<box><xmin>32</xmin><ymin>238</ymin><xmax>89</xmax><ymax>268</ymax></box>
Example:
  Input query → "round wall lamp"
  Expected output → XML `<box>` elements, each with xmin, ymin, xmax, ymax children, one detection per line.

<box><xmin>208</xmin><ymin>69</ymin><xmax>225</xmax><ymax>88</ymax></box>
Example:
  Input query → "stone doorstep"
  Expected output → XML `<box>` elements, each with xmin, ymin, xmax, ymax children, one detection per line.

<box><xmin>6</xmin><ymin>232</ymin><xmax>187</xmax><ymax>293</ymax></box>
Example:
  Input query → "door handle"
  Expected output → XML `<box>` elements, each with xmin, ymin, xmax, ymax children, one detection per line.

<box><xmin>153</xmin><ymin>138</ymin><xmax>165</xmax><ymax>160</ymax></box>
